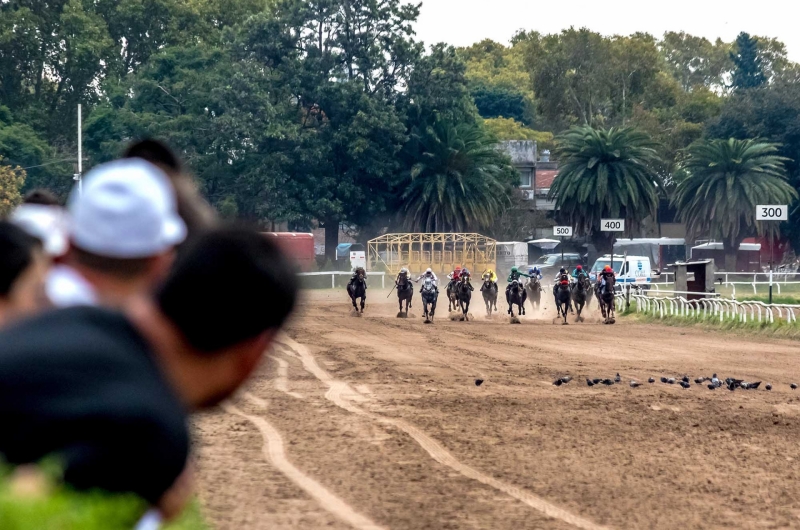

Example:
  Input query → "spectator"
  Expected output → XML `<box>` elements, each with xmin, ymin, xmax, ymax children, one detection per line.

<box><xmin>123</xmin><ymin>139</ymin><xmax>218</xmax><ymax>237</ymax></box>
<box><xmin>22</xmin><ymin>188</ymin><xmax>61</xmax><ymax>206</ymax></box>
<box><xmin>10</xmin><ymin>189</ymin><xmax>68</xmax><ymax>258</ymax></box>
<box><xmin>46</xmin><ymin>158</ymin><xmax>187</xmax><ymax>308</ymax></box>
<box><xmin>0</xmin><ymin>227</ymin><xmax>297</xmax><ymax>520</ymax></box>
<box><xmin>0</xmin><ymin>222</ymin><xmax>50</xmax><ymax>327</ymax></box>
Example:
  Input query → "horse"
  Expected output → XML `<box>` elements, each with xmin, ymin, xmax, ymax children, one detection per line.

<box><xmin>554</xmin><ymin>279</ymin><xmax>571</xmax><ymax>325</ymax></box>
<box><xmin>571</xmin><ymin>274</ymin><xmax>591</xmax><ymax>322</ymax></box>
<box><xmin>525</xmin><ymin>276</ymin><xmax>542</xmax><ymax>312</ymax></box>
<box><xmin>420</xmin><ymin>277</ymin><xmax>438</xmax><ymax>323</ymax></box>
<box><xmin>447</xmin><ymin>278</ymin><xmax>459</xmax><ymax>312</ymax></box>
<box><xmin>481</xmin><ymin>274</ymin><xmax>498</xmax><ymax>317</ymax></box>
<box><xmin>456</xmin><ymin>276</ymin><xmax>472</xmax><ymax>321</ymax></box>
<box><xmin>596</xmin><ymin>275</ymin><xmax>617</xmax><ymax>324</ymax></box>
<box><xmin>395</xmin><ymin>274</ymin><xmax>413</xmax><ymax>316</ymax></box>
<box><xmin>506</xmin><ymin>279</ymin><xmax>527</xmax><ymax>318</ymax></box>
<box><xmin>347</xmin><ymin>270</ymin><xmax>367</xmax><ymax>314</ymax></box>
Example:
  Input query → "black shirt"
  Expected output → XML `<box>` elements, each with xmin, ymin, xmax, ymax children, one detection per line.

<box><xmin>0</xmin><ymin>306</ymin><xmax>189</xmax><ymax>504</ymax></box>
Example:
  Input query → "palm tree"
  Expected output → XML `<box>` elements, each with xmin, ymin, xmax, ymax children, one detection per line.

<box><xmin>401</xmin><ymin>121</ymin><xmax>514</xmax><ymax>232</ymax></box>
<box><xmin>548</xmin><ymin>126</ymin><xmax>662</xmax><ymax>248</ymax></box>
<box><xmin>673</xmin><ymin>138</ymin><xmax>797</xmax><ymax>272</ymax></box>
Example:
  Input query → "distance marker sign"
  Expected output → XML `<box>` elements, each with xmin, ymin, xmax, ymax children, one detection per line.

<box><xmin>553</xmin><ymin>226</ymin><xmax>573</xmax><ymax>237</ymax></box>
<box><xmin>756</xmin><ymin>205</ymin><xmax>788</xmax><ymax>221</ymax></box>
<box><xmin>600</xmin><ymin>219</ymin><xmax>625</xmax><ymax>232</ymax></box>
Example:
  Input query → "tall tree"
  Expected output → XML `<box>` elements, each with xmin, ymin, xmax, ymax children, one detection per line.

<box><xmin>673</xmin><ymin>139</ymin><xmax>797</xmax><ymax>271</ymax></box>
<box><xmin>548</xmin><ymin>126</ymin><xmax>662</xmax><ymax>249</ymax></box>
<box><xmin>659</xmin><ymin>32</ymin><xmax>731</xmax><ymax>91</ymax></box>
<box><xmin>400</xmin><ymin>120</ymin><xmax>515</xmax><ymax>232</ymax></box>
<box><xmin>0</xmin><ymin>157</ymin><xmax>27</xmax><ymax>216</ymax></box>
<box><xmin>731</xmin><ymin>32</ymin><xmax>767</xmax><ymax>90</ymax></box>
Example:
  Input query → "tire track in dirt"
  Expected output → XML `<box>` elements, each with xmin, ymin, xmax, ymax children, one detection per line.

<box><xmin>221</xmin><ymin>399</ymin><xmax>386</xmax><ymax>530</ymax></box>
<box><xmin>276</xmin><ymin>335</ymin><xmax>610</xmax><ymax>530</ymax></box>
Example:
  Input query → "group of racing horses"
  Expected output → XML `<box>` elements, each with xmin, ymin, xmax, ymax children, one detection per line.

<box><xmin>346</xmin><ymin>266</ymin><xmax>617</xmax><ymax>325</ymax></box>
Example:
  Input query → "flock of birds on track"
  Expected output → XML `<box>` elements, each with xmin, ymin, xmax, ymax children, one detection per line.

<box><xmin>548</xmin><ymin>373</ymin><xmax>798</xmax><ymax>391</ymax></box>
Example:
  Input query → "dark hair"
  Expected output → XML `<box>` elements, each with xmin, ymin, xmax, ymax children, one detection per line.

<box><xmin>123</xmin><ymin>139</ymin><xmax>182</xmax><ymax>173</ymax></box>
<box><xmin>157</xmin><ymin>227</ymin><xmax>298</xmax><ymax>352</ymax></box>
<box><xmin>0</xmin><ymin>222</ymin><xmax>41</xmax><ymax>296</ymax></box>
<box><xmin>23</xmin><ymin>189</ymin><xmax>60</xmax><ymax>206</ymax></box>
<box><xmin>70</xmin><ymin>245</ymin><xmax>153</xmax><ymax>279</ymax></box>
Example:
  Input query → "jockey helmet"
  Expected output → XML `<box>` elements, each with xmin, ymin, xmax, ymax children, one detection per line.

<box><xmin>604</xmin><ymin>265</ymin><xmax>612</xmax><ymax>272</ymax></box>
<box><xmin>426</xmin><ymin>268</ymin><xmax>432</xmax><ymax>274</ymax></box>
<box><xmin>533</xmin><ymin>267</ymin><xmax>540</xmax><ymax>274</ymax></box>
<box><xmin>528</xmin><ymin>268</ymin><xmax>534</xmax><ymax>275</ymax></box>
<box><xmin>400</xmin><ymin>267</ymin><xmax>408</xmax><ymax>274</ymax></box>
<box><xmin>511</xmin><ymin>266</ymin><xmax>518</xmax><ymax>273</ymax></box>
<box><xmin>576</xmin><ymin>265</ymin><xmax>583</xmax><ymax>270</ymax></box>
<box><xmin>559</xmin><ymin>267</ymin><xmax>566</xmax><ymax>274</ymax></box>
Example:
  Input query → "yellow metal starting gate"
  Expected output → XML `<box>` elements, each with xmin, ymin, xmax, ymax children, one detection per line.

<box><xmin>367</xmin><ymin>233</ymin><xmax>497</xmax><ymax>275</ymax></box>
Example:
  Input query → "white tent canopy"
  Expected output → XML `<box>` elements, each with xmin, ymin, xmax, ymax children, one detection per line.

<box><xmin>527</xmin><ymin>238</ymin><xmax>560</xmax><ymax>250</ymax></box>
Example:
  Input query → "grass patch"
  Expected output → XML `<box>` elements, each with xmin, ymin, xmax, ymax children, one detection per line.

<box><xmin>622</xmin><ymin>300</ymin><xmax>800</xmax><ymax>340</ymax></box>
<box><xmin>0</xmin><ymin>464</ymin><xmax>209</xmax><ymax>530</ymax></box>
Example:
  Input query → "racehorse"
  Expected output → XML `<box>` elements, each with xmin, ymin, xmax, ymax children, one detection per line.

<box><xmin>571</xmin><ymin>275</ymin><xmax>591</xmax><ymax>322</ymax></box>
<box><xmin>456</xmin><ymin>276</ymin><xmax>472</xmax><ymax>321</ymax></box>
<box><xmin>554</xmin><ymin>279</ymin><xmax>571</xmax><ymax>325</ymax></box>
<box><xmin>447</xmin><ymin>278</ymin><xmax>459</xmax><ymax>312</ymax></box>
<box><xmin>596</xmin><ymin>275</ymin><xmax>617</xmax><ymax>324</ymax></box>
<box><xmin>347</xmin><ymin>269</ymin><xmax>367</xmax><ymax>314</ymax></box>
<box><xmin>420</xmin><ymin>277</ymin><xmax>438</xmax><ymax>323</ymax></box>
<box><xmin>525</xmin><ymin>276</ymin><xmax>542</xmax><ymax>312</ymax></box>
<box><xmin>481</xmin><ymin>274</ymin><xmax>498</xmax><ymax>317</ymax></box>
<box><xmin>396</xmin><ymin>274</ymin><xmax>413</xmax><ymax>315</ymax></box>
<box><xmin>506</xmin><ymin>279</ymin><xmax>527</xmax><ymax>318</ymax></box>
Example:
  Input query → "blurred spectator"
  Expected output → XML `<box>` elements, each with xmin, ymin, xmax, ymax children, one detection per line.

<box><xmin>22</xmin><ymin>188</ymin><xmax>61</xmax><ymax>206</ymax></box>
<box><xmin>0</xmin><ymin>222</ymin><xmax>50</xmax><ymax>327</ymax></box>
<box><xmin>0</xmin><ymin>227</ymin><xmax>297</xmax><ymax>520</ymax></box>
<box><xmin>46</xmin><ymin>159</ymin><xmax>187</xmax><ymax>308</ymax></box>
<box><xmin>123</xmin><ymin>139</ymin><xmax>218</xmax><ymax>236</ymax></box>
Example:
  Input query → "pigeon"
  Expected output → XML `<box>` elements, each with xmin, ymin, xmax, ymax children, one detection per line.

<box><xmin>766</xmin><ymin>384</ymin><xmax>772</xmax><ymax>391</ymax></box>
<box><xmin>707</xmin><ymin>384</ymin><xmax>716</xmax><ymax>390</ymax></box>
<box><xmin>727</xmin><ymin>382</ymin><xmax>736</xmax><ymax>391</ymax></box>
<box><xmin>586</xmin><ymin>378</ymin><xmax>595</xmax><ymax>387</ymax></box>
<box><xmin>561</xmin><ymin>376</ymin><xmax>573</xmax><ymax>384</ymax></box>
<box><xmin>682</xmin><ymin>375</ymin><xmax>690</xmax><ymax>384</ymax></box>
<box><xmin>553</xmin><ymin>379</ymin><xmax>563</xmax><ymax>386</ymax></box>
<box><xmin>694</xmin><ymin>377</ymin><xmax>705</xmax><ymax>384</ymax></box>
<box><xmin>679</xmin><ymin>381</ymin><xmax>691</xmax><ymax>389</ymax></box>
<box><xmin>592</xmin><ymin>378</ymin><xmax>603</xmax><ymax>385</ymax></box>
<box><xmin>614</xmin><ymin>373</ymin><xmax>621</xmax><ymax>383</ymax></box>
<box><xmin>711</xmin><ymin>374</ymin><xmax>721</xmax><ymax>387</ymax></box>
<box><xmin>667</xmin><ymin>378</ymin><xmax>676</xmax><ymax>385</ymax></box>
<box><xmin>601</xmin><ymin>379</ymin><xmax>615</xmax><ymax>386</ymax></box>
<box><xmin>630</xmin><ymin>380</ymin><xmax>642</xmax><ymax>388</ymax></box>
<box><xmin>743</xmin><ymin>381</ymin><xmax>761</xmax><ymax>390</ymax></box>
<box><xmin>792</xmin><ymin>383</ymin><xmax>798</xmax><ymax>390</ymax></box>
<box><xmin>648</xmin><ymin>377</ymin><xmax>655</xmax><ymax>384</ymax></box>
<box><xmin>660</xmin><ymin>377</ymin><xmax>668</xmax><ymax>383</ymax></box>
<box><xmin>475</xmin><ymin>379</ymin><xmax>484</xmax><ymax>386</ymax></box>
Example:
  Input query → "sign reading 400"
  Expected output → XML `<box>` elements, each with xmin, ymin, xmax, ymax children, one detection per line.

<box><xmin>600</xmin><ymin>219</ymin><xmax>625</xmax><ymax>232</ymax></box>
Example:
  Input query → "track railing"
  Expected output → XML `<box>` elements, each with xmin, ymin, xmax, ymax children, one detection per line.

<box><xmin>629</xmin><ymin>291</ymin><xmax>800</xmax><ymax>325</ymax></box>
<box><xmin>298</xmin><ymin>271</ymin><xmax>386</xmax><ymax>289</ymax></box>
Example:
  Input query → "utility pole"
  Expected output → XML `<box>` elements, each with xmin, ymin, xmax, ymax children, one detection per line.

<box><xmin>75</xmin><ymin>104</ymin><xmax>83</xmax><ymax>195</ymax></box>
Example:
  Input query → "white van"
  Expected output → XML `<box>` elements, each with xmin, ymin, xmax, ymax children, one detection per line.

<box><xmin>589</xmin><ymin>254</ymin><xmax>652</xmax><ymax>287</ymax></box>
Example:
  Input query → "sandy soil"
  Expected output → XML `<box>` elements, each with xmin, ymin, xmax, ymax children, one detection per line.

<box><xmin>194</xmin><ymin>289</ymin><xmax>800</xmax><ymax>529</ymax></box>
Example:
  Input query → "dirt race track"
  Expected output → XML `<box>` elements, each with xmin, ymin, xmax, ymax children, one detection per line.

<box><xmin>194</xmin><ymin>290</ymin><xmax>800</xmax><ymax>529</ymax></box>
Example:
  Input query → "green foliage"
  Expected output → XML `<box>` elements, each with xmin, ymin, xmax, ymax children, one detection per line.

<box><xmin>400</xmin><ymin>120</ymin><xmax>515</xmax><ymax>232</ymax></box>
<box><xmin>673</xmin><ymin>138</ymin><xmax>797</xmax><ymax>270</ymax></box>
<box><xmin>483</xmin><ymin>117</ymin><xmax>553</xmax><ymax>146</ymax></box>
<box><xmin>548</xmin><ymin>126</ymin><xmax>662</xmax><ymax>240</ymax></box>
<box><xmin>731</xmin><ymin>32</ymin><xmax>767</xmax><ymax>90</ymax></box>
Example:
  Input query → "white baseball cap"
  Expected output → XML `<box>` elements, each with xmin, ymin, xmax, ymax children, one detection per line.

<box><xmin>10</xmin><ymin>203</ymin><xmax>68</xmax><ymax>257</ymax></box>
<box><xmin>68</xmin><ymin>159</ymin><xmax>187</xmax><ymax>258</ymax></box>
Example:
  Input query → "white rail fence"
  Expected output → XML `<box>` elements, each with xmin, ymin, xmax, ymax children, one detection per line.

<box><xmin>625</xmin><ymin>290</ymin><xmax>800</xmax><ymax>324</ymax></box>
<box><xmin>298</xmin><ymin>271</ymin><xmax>386</xmax><ymax>289</ymax></box>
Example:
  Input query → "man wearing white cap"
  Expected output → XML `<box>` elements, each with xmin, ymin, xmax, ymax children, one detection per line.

<box><xmin>46</xmin><ymin>158</ymin><xmax>187</xmax><ymax>308</ymax></box>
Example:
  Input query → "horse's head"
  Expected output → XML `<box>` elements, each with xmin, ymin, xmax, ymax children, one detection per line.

<box><xmin>422</xmin><ymin>277</ymin><xmax>435</xmax><ymax>292</ymax></box>
<box><xmin>511</xmin><ymin>279</ymin><xmax>520</xmax><ymax>291</ymax></box>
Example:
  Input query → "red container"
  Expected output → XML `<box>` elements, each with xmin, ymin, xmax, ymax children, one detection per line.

<box><xmin>263</xmin><ymin>232</ymin><xmax>315</xmax><ymax>272</ymax></box>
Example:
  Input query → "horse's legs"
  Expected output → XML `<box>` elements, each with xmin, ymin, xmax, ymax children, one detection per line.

<box><xmin>521</xmin><ymin>291</ymin><xmax>527</xmax><ymax>315</ymax></box>
<box><xmin>361</xmin><ymin>293</ymin><xmax>366</xmax><ymax>313</ymax></box>
<box><xmin>506</xmin><ymin>291</ymin><xmax>512</xmax><ymax>315</ymax></box>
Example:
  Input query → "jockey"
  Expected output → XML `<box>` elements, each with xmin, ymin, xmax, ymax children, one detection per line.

<box><xmin>481</xmin><ymin>269</ymin><xmax>499</xmax><ymax>291</ymax></box>
<box><xmin>529</xmin><ymin>266</ymin><xmax>543</xmax><ymax>281</ymax></box>
<box><xmin>348</xmin><ymin>266</ymin><xmax>367</xmax><ymax>289</ymax></box>
<box><xmin>506</xmin><ymin>266</ymin><xmax>530</xmax><ymax>293</ymax></box>
<box><xmin>553</xmin><ymin>267</ymin><xmax>574</xmax><ymax>312</ymax></box>
<box><xmin>459</xmin><ymin>268</ymin><xmax>474</xmax><ymax>291</ymax></box>
<box><xmin>414</xmin><ymin>268</ymin><xmax>439</xmax><ymax>292</ymax></box>
<box><xmin>395</xmin><ymin>267</ymin><xmax>411</xmax><ymax>289</ymax></box>
<box><xmin>446</xmin><ymin>265</ymin><xmax>463</xmax><ymax>291</ymax></box>
<box><xmin>597</xmin><ymin>265</ymin><xmax>615</xmax><ymax>292</ymax></box>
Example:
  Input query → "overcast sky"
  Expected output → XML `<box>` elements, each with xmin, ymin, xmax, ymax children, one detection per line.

<box><xmin>413</xmin><ymin>0</ymin><xmax>799</xmax><ymax>61</ymax></box>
